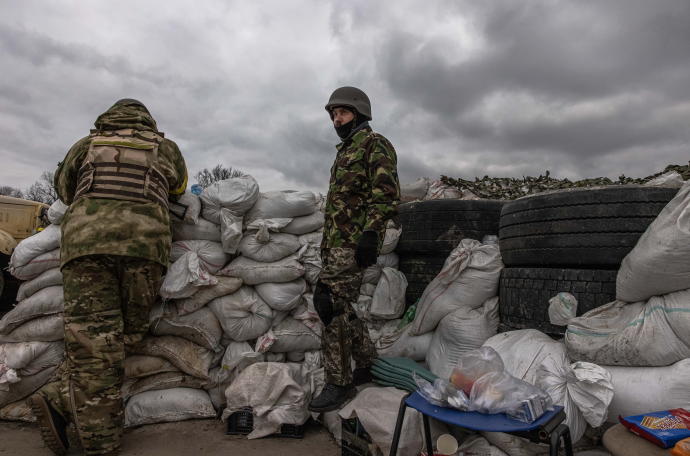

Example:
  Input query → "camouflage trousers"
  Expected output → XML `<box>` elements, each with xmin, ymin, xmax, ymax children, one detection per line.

<box><xmin>319</xmin><ymin>248</ymin><xmax>377</xmax><ymax>386</ymax></box>
<box><xmin>39</xmin><ymin>255</ymin><xmax>163</xmax><ymax>455</ymax></box>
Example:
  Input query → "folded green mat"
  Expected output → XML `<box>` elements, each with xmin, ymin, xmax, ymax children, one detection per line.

<box><xmin>371</xmin><ymin>365</ymin><xmax>419</xmax><ymax>392</ymax></box>
<box><xmin>373</xmin><ymin>357</ymin><xmax>437</xmax><ymax>383</ymax></box>
<box><xmin>372</xmin><ymin>377</ymin><xmax>417</xmax><ymax>392</ymax></box>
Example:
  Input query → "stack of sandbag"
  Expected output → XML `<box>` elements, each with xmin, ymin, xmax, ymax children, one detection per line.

<box><xmin>1</xmin><ymin>200</ymin><xmax>68</xmax><ymax>419</ymax></box>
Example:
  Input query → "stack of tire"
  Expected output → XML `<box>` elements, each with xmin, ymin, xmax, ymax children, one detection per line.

<box><xmin>498</xmin><ymin>185</ymin><xmax>679</xmax><ymax>335</ymax></box>
<box><xmin>396</xmin><ymin>199</ymin><xmax>505</xmax><ymax>306</ymax></box>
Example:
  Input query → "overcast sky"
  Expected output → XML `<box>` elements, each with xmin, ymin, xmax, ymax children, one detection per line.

<box><xmin>1</xmin><ymin>0</ymin><xmax>689</xmax><ymax>194</ymax></box>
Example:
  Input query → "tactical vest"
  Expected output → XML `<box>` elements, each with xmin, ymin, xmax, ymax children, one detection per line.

<box><xmin>74</xmin><ymin>129</ymin><xmax>169</xmax><ymax>208</ymax></box>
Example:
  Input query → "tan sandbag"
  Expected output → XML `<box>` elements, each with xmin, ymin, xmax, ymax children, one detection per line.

<box><xmin>124</xmin><ymin>355</ymin><xmax>179</xmax><ymax>379</ymax></box>
<box><xmin>174</xmin><ymin>276</ymin><xmax>242</xmax><ymax>316</ymax></box>
<box><xmin>133</xmin><ymin>336</ymin><xmax>214</xmax><ymax>380</ymax></box>
<box><xmin>0</xmin><ymin>400</ymin><xmax>36</xmax><ymax>422</ymax></box>
<box><xmin>150</xmin><ymin>304</ymin><xmax>223</xmax><ymax>351</ymax></box>
<box><xmin>122</xmin><ymin>371</ymin><xmax>209</xmax><ymax>400</ymax></box>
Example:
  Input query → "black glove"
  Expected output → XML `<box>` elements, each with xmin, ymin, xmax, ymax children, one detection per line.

<box><xmin>313</xmin><ymin>281</ymin><xmax>342</xmax><ymax>327</ymax></box>
<box><xmin>355</xmin><ymin>230</ymin><xmax>379</xmax><ymax>269</ymax></box>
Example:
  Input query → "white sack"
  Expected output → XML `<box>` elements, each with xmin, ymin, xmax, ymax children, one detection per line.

<box><xmin>169</xmin><ymin>192</ymin><xmax>201</xmax><ymax>224</ymax></box>
<box><xmin>261</xmin><ymin>318</ymin><xmax>321</xmax><ymax>353</ymax></box>
<box><xmin>0</xmin><ymin>315</ymin><xmax>63</xmax><ymax>343</ymax></box>
<box><xmin>0</xmin><ymin>341</ymin><xmax>63</xmax><ymax>385</ymax></box>
<box><xmin>200</xmin><ymin>175</ymin><xmax>260</xmax><ymax>223</ymax></box>
<box><xmin>16</xmin><ymin>267</ymin><xmax>62</xmax><ymax>301</ymax></box>
<box><xmin>617</xmin><ymin>182</ymin><xmax>688</xmax><ymax>302</ymax></box>
<box><xmin>426</xmin><ymin>297</ymin><xmax>499</xmax><ymax>380</ymax></box>
<box><xmin>282</xmin><ymin>211</ymin><xmax>324</xmax><ymax>235</ymax></box>
<box><xmin>160</xmin><ymin>255</ymin><xmax>217</xmax><ymax>300</ymax></box>
<box><xmin>172</xmin><ymin>217</ymin><xmax>221</xmax><ymax>242</ymax></box>
<box><xmin>401</xmin><ymin>177</ymin><xmax>430</xmax><ymax>202</ymax></box>
<box><xmin>644</xmin><ymin>171</ymin><xmax>684</xmax><ymax>188</ymax></box>
<box><xmin>220</xmin><ymin>208</ymin><xmax>243</xmax><ymax>254</ymax></box>
<box><xmin>376</xmin><ymin>326</ymin><xmax>433</xmax><ymax>361</ymax></box>
<box><xmin>370</xmin><ymin>268</ymin><xmax>407</xmax><ymax>319</ymax></box>
<box><xmin>360</xmin><ymin>283</ymin><xmax>377</xmax><ymax>297</ymax></box>
<box><xmin>255</xmin><ymin>279</ymin><xmax>307</xmax><ymax>312</ymax></box>
<box><xmin>0</xmin><ymin>365</ymin><xmax>57</xmax><ymax>408</ymax></box>
<box><xmin>565</xmin><ymin>291</ymin><xmax>690</xmax><ymax>366</ymax></box>
<box><xmin>171</xmin><ymin>240</ymin><xmax>228</xmax><ymax>274</ymax></box>
<box><xmin>296</xmin><ymin>242</ymin><xmax>322</xmax><ymax>284</ymax></box>
<box><xmin>605</xmin><ymin>359</ymin><xmax>690</xmax><ymax>422</ymax></box>
<box><xmin>298</xmin><ymin>231</ymin><xmax>322</xmax><ymax>247</ymax></box>
<box><xmin>410</xmin><ymin>239</ymin><xmax>502</xmax><ymax>335</ymax></box>
<box><xmin>457</xmin><ymin>435</ymin><xmax>509</xmax><ymax>456</ymax></box>
<box><xmin>125</xmin><ymin>387</ymin><xmax>216</xmax><ymax>427</ymax></box>
<box><xmin>363</xmin><ymin>253</ymin><xmax>400</xmax><ymax>285</ymax></box>
<box><xmin>239</xmin><ymin>230</ymin><xmax>301</xmax><ymax>263</ymax></box>
<box><xmin>47</xmin><ymin>200</ymin><xmax>69</xmax><ymax>225</ymax></box>
<box><xmin>150</xmin><ymin>304</ymin><xmax>223</xmax><ymax>351</ymax></box>
<box><xmin>209</xmin><ymin>287</ymin><xmax>274</xmax><ymax>341</ymax></box>
<box><xmin>245</xmin><ymin>190</ymin><xmax>318</xmax><ymax>223</ymax></box>
<box><xmin>123</xmin><ymin>372</ymin><xmax>208</xmax><ymax>401</ymax></box>
<box><xmin>380</xmin><ymin>226</ymin><xmax>402</xmax><ymax>255</ymax></box>
<box><xmin>9</xmin><ymin>248</ymin><xmax>61</xmax><ymax>281</ymax></box>
<box><xmin>548</xmin><ymin>292</ymin><xmax>578</xmax><ymax>326</ymax></box>
<box><xmin>124</xmin><ymin>355</ymin><xmax>179</xmax><ymax>379</ymax></box>
<box><xmin>352</xmin><ymin>295</ymin><xmax>373</xmax><ymax>321</ymax></box>
<box><xmin>220</xmin><ymin>255</ymin><xmax>305</xmax><ymax>285</ymax></box>
<box><xmin>0</xmin><ymin>286</ymin><xmax>63</xmax><ymax>335</ymax></box>
<box><xmin>134</xmin><ymin>336</ymin><xmax>214</xmax><ymax>380</ymax></box>
<box><xmin>174</xmin><ymin>276</ymin><xmax>243</xmax><ymax>316</ymax></box>
<box><xmin>222</xmin><ymin>362</ymin><xmax>312</xmax><ymax>439</ymax></box>
<box><xmin>9</xmin><ymin>224</ymin><xmax>61</xmax><ymax>270</ymax></box>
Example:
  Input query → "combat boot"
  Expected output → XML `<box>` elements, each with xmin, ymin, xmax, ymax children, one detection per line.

<box><xmin>308</xmin><ymin>383</ymin><xmax>356</xmax><ymax>412</ymax></box>
<box><xmin>28</xmin><ymin>393</ymin><xmax>69</xmax><ymax>455</ymax></box>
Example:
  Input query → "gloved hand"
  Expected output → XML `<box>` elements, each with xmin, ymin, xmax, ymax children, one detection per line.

<box><xmin>355</xmin><ymin>230</ymin><xmax>379</xmax><ymax>269</ymax></box>
<box><xmin>314</xmin><ymin>281</ymin><xmax>342</xmax><ymax>327</ymax></box>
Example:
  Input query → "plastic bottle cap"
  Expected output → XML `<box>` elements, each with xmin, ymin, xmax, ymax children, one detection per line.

<box><xmin>436</xmin><ymin>433</ymin><xmax>459</xmax><ymax>455</ymax></box>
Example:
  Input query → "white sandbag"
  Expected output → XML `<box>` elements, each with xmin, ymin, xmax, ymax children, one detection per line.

<box><xmin>9</xmin><ymin>248</ymin><xmax>61</xmax><ymax>281</ymax></box>
<box><xmin>548</xmin><ymin>292</ymin><xmax>578</xmax><ymax>326</ymax></box>
<box><xmin>123</xmin><ymin>372</ymin><xmax>208</xmax><ymax>401</ymax></box>
<box><xmin>169</xmin><ymin>192</ymin><xmax>201</xmax><ymax>224</ymax></box>
<box><xmin>484</xmin><ymin>329</ymin><xmax>614</xmax><ymax>443</ymax></box>
<box><xmin>426</xmin><ymin>297</ymin><xmax>499</xmax><ymax>380</ymax></box>
<box><xmin>174</xmin><ymin>276</ymin><xmax>243</xmax><ymax>316</ymax></box>
<box><xmin>401</xmin><ymin>177</ymin><xmax>430</xmax><ymax>202</ymax></box>
<box><xmin>605</xmin><ymin>359</ymin><xmax>690</xmax><ymax>422</ymax></box>
<box><xmin>239</xmin><ymin>230</ymin><xmax>301</xmax><ymax>263</ymax></box>
<box><xmin>220</xmin><ymin>255</ymin><xmax>305</xmax><ymax>285</ymax></box>
<box><xmin>645</xmin><ymin>171</ymin><xmax>685</xmax><ymax>188</ymax></box>
<box><xmin>617</xmin><ymin>182</ymin><xmax>688</xmax><ymax>302</ymax></box>
<box><xmin>565</xmin><ymin>291</ymin><xmax>690</xmax><ymax>366</ymax></box>
<box><xmin>200</xmin><ymin>175</ymin><xmax>260</xmax><ymax>223</ymax></box>
<box><xmin>0</xmin><ymin>341</ymin><xmax>63</xmax><ymax>385</ymax></box>
<box><xmin>222</xmin><ymin>362</ymin><xmax>312</xmax><ymax>439</ymax></box>
<box><xmin>363</xmin><ymin>253</ymin><xmax>400</xmax><ymax>285</ymax></box>
<box><xmin>255</xmin><ymin>279</ymin><xmax>307</xmax><ymax>312</ymax></box>
<box><xmin>360</xmin><ymin>283</ymin><xmax>376</xmax><ymax>297</ymax></box>
<box><xmin>0</xmin><ymin>314</ymin><xmax>63</xmax><ymax>343</ymax></box>
<box><xmin>370</xmin><ymin>268</ymin><xmax>407</xmax><ymax>319</ymax></box>
<box><xmin>172</xmin><ymin>217</ymin><xmax>221</xmax><ymax>242</ymax></box>
<box><xmin>261</xmin><ymin>318</ymin><xmax>321</xmax><ymax>353</ymax></box>
<box><xmin>0</xmin><ymin>365</ymin><xmax>57</xmax><ymax>408</ymax></box>
<box><xmin>425</xmin><ymin>180</ymin><xmax>463</xmax><ymax>200</ymax></box>
<box><xmin>9</xmin><ymin>224</ymin><xmax>61</xmax><ymax>270</ymax></box>
<box><xmin>125</xmin><ymin>387</ymin><xmax>216</xmax><ymax>427</ymax></box>
<box><xmin>245</xmin><ymin>190</ymin><xmax>318</xmax><ymax>223</ymax></box>
<box><xmin>380</xmin><ymin>226</ymin><xmax>402</xmax><ymax>255</ymax></box>
<box><xmin>410</xmin><ymin>240</ymin><xmax>502</xmax><ymax>336</ymax></box>
<box><xmin>376</xmin><ymin>326</ymin><xmax>433</xmax><ymax>361</ymax></box>
<box><xmin>298</xmin><ymin>231</ymin><xmax>322</xmax><ymax>247</ymax></box>
<box><xmin>47</xmin><ymin>200</ymin><xmax>69</xmax><ymax>225</ymax></box>
<box><xmin>209</xmin><ymin>287</ymin><xmax>274</xmax><ymax>341</ymax></box>
<box><xmin>16</xmin><ymin>267</ymin><xmax>62</xmax><ymax>302</ymax></box>
<box><xmin>171</xmin><ymin>240</ymin><xmax>228</xmax><ymax>274</ymax></box>
<box><xmin>160</xmin><ymin>256</ymin><xmax>217</xmax><ymax>300</ymax></box>
<box><xmin>219</xmin><ymin>208</ymin><xmax>243</xmax><ymax>254</ymax></box>
<box><xmin>377</xmin><ymin>252</ymin><xmax>399</xmax><ymax>269</ymax></box>
<box><xmin>134</xmin><ymin>336</ymin><xmax>214</xmax><ymax>380</ymax></box>
<box><xmin>150</xmin><ymin>304</ymin><xmax>223</xmax><ymax>351</ymax></box>
<box><xmin>0</xmin><ymin>400</ymin><xmax>35</xmax><ymax>422</ymax></box>
<box><xmin>124</xmin><ymin>355</ymin><xmax>179</xmax><ymax>379</ymax></box>
<box><xmin>458</xmin><ymin>435</ymin><xmax>509</xmax><ymax>456</ymax></box>
<box><xmin>352</xmin><ymin>295</ymin><xmax>373</xmax><ymax>321</ymax></box>
<box><xmin>282</xmin><ymin>211</ymin><xmax>324</xmax><ymax>235</ymax></box>
<box><xmin>0</xmin><ymin>286</ymin><xmax>63</xmax><ymax>335</ymax></box>
<box><xmin>296</xmin><ymin>242</ymin><xmax>322</xmax><ymax>284</ymax></box>
<box><xmin>366</xmin><ymin>319</ymin><xmax>402</xmax><ymax>345</ymax></box>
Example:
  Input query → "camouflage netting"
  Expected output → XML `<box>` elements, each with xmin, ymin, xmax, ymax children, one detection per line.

<box><xmin>440</xmin><ymin>163</ymin><xmax>690</xmax><ymax>200</ymax></box>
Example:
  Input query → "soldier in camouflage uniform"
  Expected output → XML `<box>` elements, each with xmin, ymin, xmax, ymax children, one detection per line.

<box><xmin>28</xmin><ymin>99</ymin><xmax>187</xmax><ymax>455</ymax></box>
<box><xmin>309</xmin><ymin>87</ymin><xmax>400</xmax><ymax>412</ymax></box>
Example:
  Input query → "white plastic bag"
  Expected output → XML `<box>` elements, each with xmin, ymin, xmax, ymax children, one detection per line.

<box><xmin>16</xmin><ymin>268</ymin><xmax>62</xmax><ymax>301</ymax></box>
<box><xmin>410</xmin><ymin>239</ymin><xmax>503</xmax><ymax>335</ymax></box>
<box><xmin>172</xmin><ymin>217</ymin><xmax>221</xmax><ymax>242</ymax></box>
<box><xmin>0</xmin><ymin>286</ymin><xmax>64</xmax><ymax>335</ymax></box>
<box><xmin>220</xmin><ymin>255</ymin><xmax>305</xmax><ymax>285</ymax></box>
<box><xmin>548</xmin><ymin>292</ymin><xmax>578</xmax><ymax>326</ymax></box>
<box><xmin>124</xmin><ymin>388</ymin><xmax>216</xmax><ymax>427</ymax></box>
<box><xmin>209</xmin><ymin>287</ymin><xmax>274</xmax><ymax>341</ymax></box>
<box><xmin>9</xmin><ymin>248</ymin><xmax>61</xmax><ymax>281</ymax></box>
<box><xmin>9</xmin><ymin>224</ymin><xmax>61</xmax><ymax>269</ymax></box>
<box><xmin>617</xmin><ymin>181</ymin><xmax>689</xmax><ymax>302</ymax></box>
<box><xmin>369</xmin><ymin>268</ymin><xmax>407</xmax><ymax>319</ymax></box>
<box><xmin>169</xmin><ymin>192</ymin><xmax>201</xmax><ymax>224</ymax></box>
<box><xmin>255</xmin><ymin>279</ymin><xmax>307</xmax><ymax>312</ymax></box>
<box><xmin>47</xmin><ymin>200</ymin><xmax>69</xmax><ymax>225</ymax></box>
<box><xmin>245</xmin><ymin>191</ymin><xmax>318</xmax><ymax>223</ymax></box>
<box><xmin>200</xmin><ymin>175</ymin><xmax>260</xmax><ymax>223</ymax></box>
<box><xmin>282</xmin><ymin>211</ymin><xmax>324</xmax><ymax>235</ymax></box>
<box><xmin>238</xmin><ymin>230</ymin><xmax>301</xmax><ymax>263</ymax></box>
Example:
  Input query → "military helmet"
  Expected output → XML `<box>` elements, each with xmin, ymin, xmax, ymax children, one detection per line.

<box><xmin>325</xmin><ymin>86</ymin><xmax>372</xmax><ymax>121</ymax></box>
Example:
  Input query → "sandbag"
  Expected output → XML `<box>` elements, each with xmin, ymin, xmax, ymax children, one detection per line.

<box><xmin>255</xmin><ymin>279</ymin><xmax>307</xmax><ymax>312</ymax></box>
<box><xmin>370</xmin><ymin>268</ymin><xmax>407</xmax><ymax>319</ymax></box>
<box><xmin>0</xmin><ymin>341</ymin><xmax>63</xmax><ymax>385</ymax></box>
<box><xmin>296</xmin><ymin>242</ymin><xmax>322</xmax><ymax>284</ymax></box>
<box><xmin>298</xmin><ymin>231</ymin><xmax>322</xmax><ymax>247</ymax></box>
<box><xmin>401</xmin><ymin>177</ymin><xmax>430</xmax><ymax>202</ymax></box>
<box><xmin>163</xmin><ymin>240</ymin><xmax>228</xmax><ymax>300</ymax></box>
<box><xmin>9</xmin><ymin>224</ymin><xmax>61</xmax><ymax>270</ymax></box>
<box><xmin>169</xmin><ymin>192</ymin><xmax>201</xmax><ymax>224</ymax></box>
<box><xmin>410</xmin><ymin>240</ymin><xmax>502</xmax><ymax>336</ymax></box>
<box><xmin>484</xmin><ymin>329</ymin><xmax>614</xmax><ymax>443</ymax></box>
<box><xmin>124</xmin><ymin>355</ymin><xmax>179</xmax><ymax>379</ymax></box>
<box><xmin>565</xmin><ymin>291</ymin><xmax>690</xmax><ymax>366</ymax></box>
<box><xmin>261</xmin><ymin>318</ymin><xmax>321</xmax><ymax>353</ymax></box>
<box><xmin>172</xmin><ymin>217</ymin><xmax>221</xmax><ymax>242</ymax></box>
<box><xmin>150</xmin><ymin>304</ymin><xmax>223</xmax><ymax>351</ymax></box>
<box><xmin>200</xmin><ymin>175</ymin><xmax>260</xmax><ymax>223</ymax></box>
<box><xmin>426</xmin><ymin>297</ymin><xmax>499</xmax><ymax>380</ymax></box>
<box><xmin>134</xmin><ymin>336</ymin><xmax>214</xmax><ymax>380</ymax></box>
<box><xmin>171</xmin><ymin>240</ymin><xmax>228</xmax><ymax>274</ymax></box>
<box><xmin>174</xmin><ymin>276</ymin><xmax>243</xmax><ymax>316</ymax></box>
<box><xmin>122</xmin><ymin>372</ymin><xmax>208</xmax><ymax>401</ymax></box>
<box><xmin>124</xmin><ymin>387</ymin><xmax>216</xmax><ymax>427</ymax></box>
<box><xmin>605</xmin><ymin>359</ymin><xmax>690</xmax><ymax>422</ymax></box>
<box><xmin>0</xmin><ymin>365</ymin><xmax>57</xmax><ymax>408</ymax></box>
<box><xmin>380</xmin><ymin>226</ymin><xmax>402</xmax><ymax>255</ymax></box>
<box><xmin>245</xmin><ymin>190</ymin><xmax>318</xmax><ymax>223</ymax></box>
<box><xmin>47</xmin><ymin>200</ymin><xmax>69</xmax><ymax>225</ymax></box>
<box><xmin>363</xmin><ymin>253</ymin><xmax>400</xmax><ymax>285</ymax></box>
<box><xmin>220</xmin><ymin>255</ymin><xmax>305</xmax><ymax>285</ymax></box>
<box><xmin>220</xmin><ymin>208</ymin><xmax>243</xmax><ymax>254</ymax></box>
<box><xmin>9</xmin><ymin>248</ymin><xmax>61</xmax><ymax>281</ymax></box>
<box><xmin>617</xmin><ymin>182</ymin><xmax>688</xmax><ymax>302</ymax></box>
<box><xmin>376</xmin><ymin>326</ymin><xmax>433</xmax><ymax>361</ymax></box>
<box><xmin>282</xmin><ymin>211</ymin><xmax>324</xmax><ymax>235</ymax></box>
<box><xmin>209</xmin><ymin>287</ymin><xmax>274</xmax><ymax>341</ymax></box>
<box><xmin>0</xmin><ymin>400</ymin><xmax>35</xmax><ymax>422</ymax></box>
<box><xmin>0</xmin><ymin>286</ymin><xmax>63</xmax><ymax>335</ymax></box>
<box><xmin>0</xmin><ymin>314</ymin><xmax>63</xmax><ymax>343</ymax></box>
<box><xmin>16</xmin><ymin>267</ymin><xmax>62</xmax><ymax>301</ymax></box>
<box><xmin>360</xmin><ymin>283</ymin><xmax>377</xmax><ymax>297</ymax></box>
<box><xmin>238</xmin><ymin>230</ymin><xmax>301</xmax><ymax>263</ymax></box>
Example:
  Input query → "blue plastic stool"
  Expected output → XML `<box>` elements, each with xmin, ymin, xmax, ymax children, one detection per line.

<box><xmin>389</xmin><ymin>392</ymin><xmax>573</xmax><ymax>456</ymax></box>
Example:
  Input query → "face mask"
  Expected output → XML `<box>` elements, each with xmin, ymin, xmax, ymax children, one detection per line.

<box><xmin>335</xmin><ymin>119</ymin><xmax>355</xmax><ymax>139</ymax></box>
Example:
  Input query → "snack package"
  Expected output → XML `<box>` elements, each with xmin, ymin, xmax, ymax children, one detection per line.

<box><xmin>620</xmin><ymin>408</ymin><xmax>690</xmax><ymax>449</ymax></box>
<box><xmin>449</xmin><ymin>346</ymin><xmax>504</xmax><ymax>394</ymax></box>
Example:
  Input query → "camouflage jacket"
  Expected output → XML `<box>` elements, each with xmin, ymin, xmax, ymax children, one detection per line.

<box><xmin>321</xmin><ymin>125</ymin><xmax>400</xmax><ymax>252</ymax></box>
<box><xmin>54</xmin><ymin>103</ymin><xmax>187</xmax><ymax>268</ymax></box>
